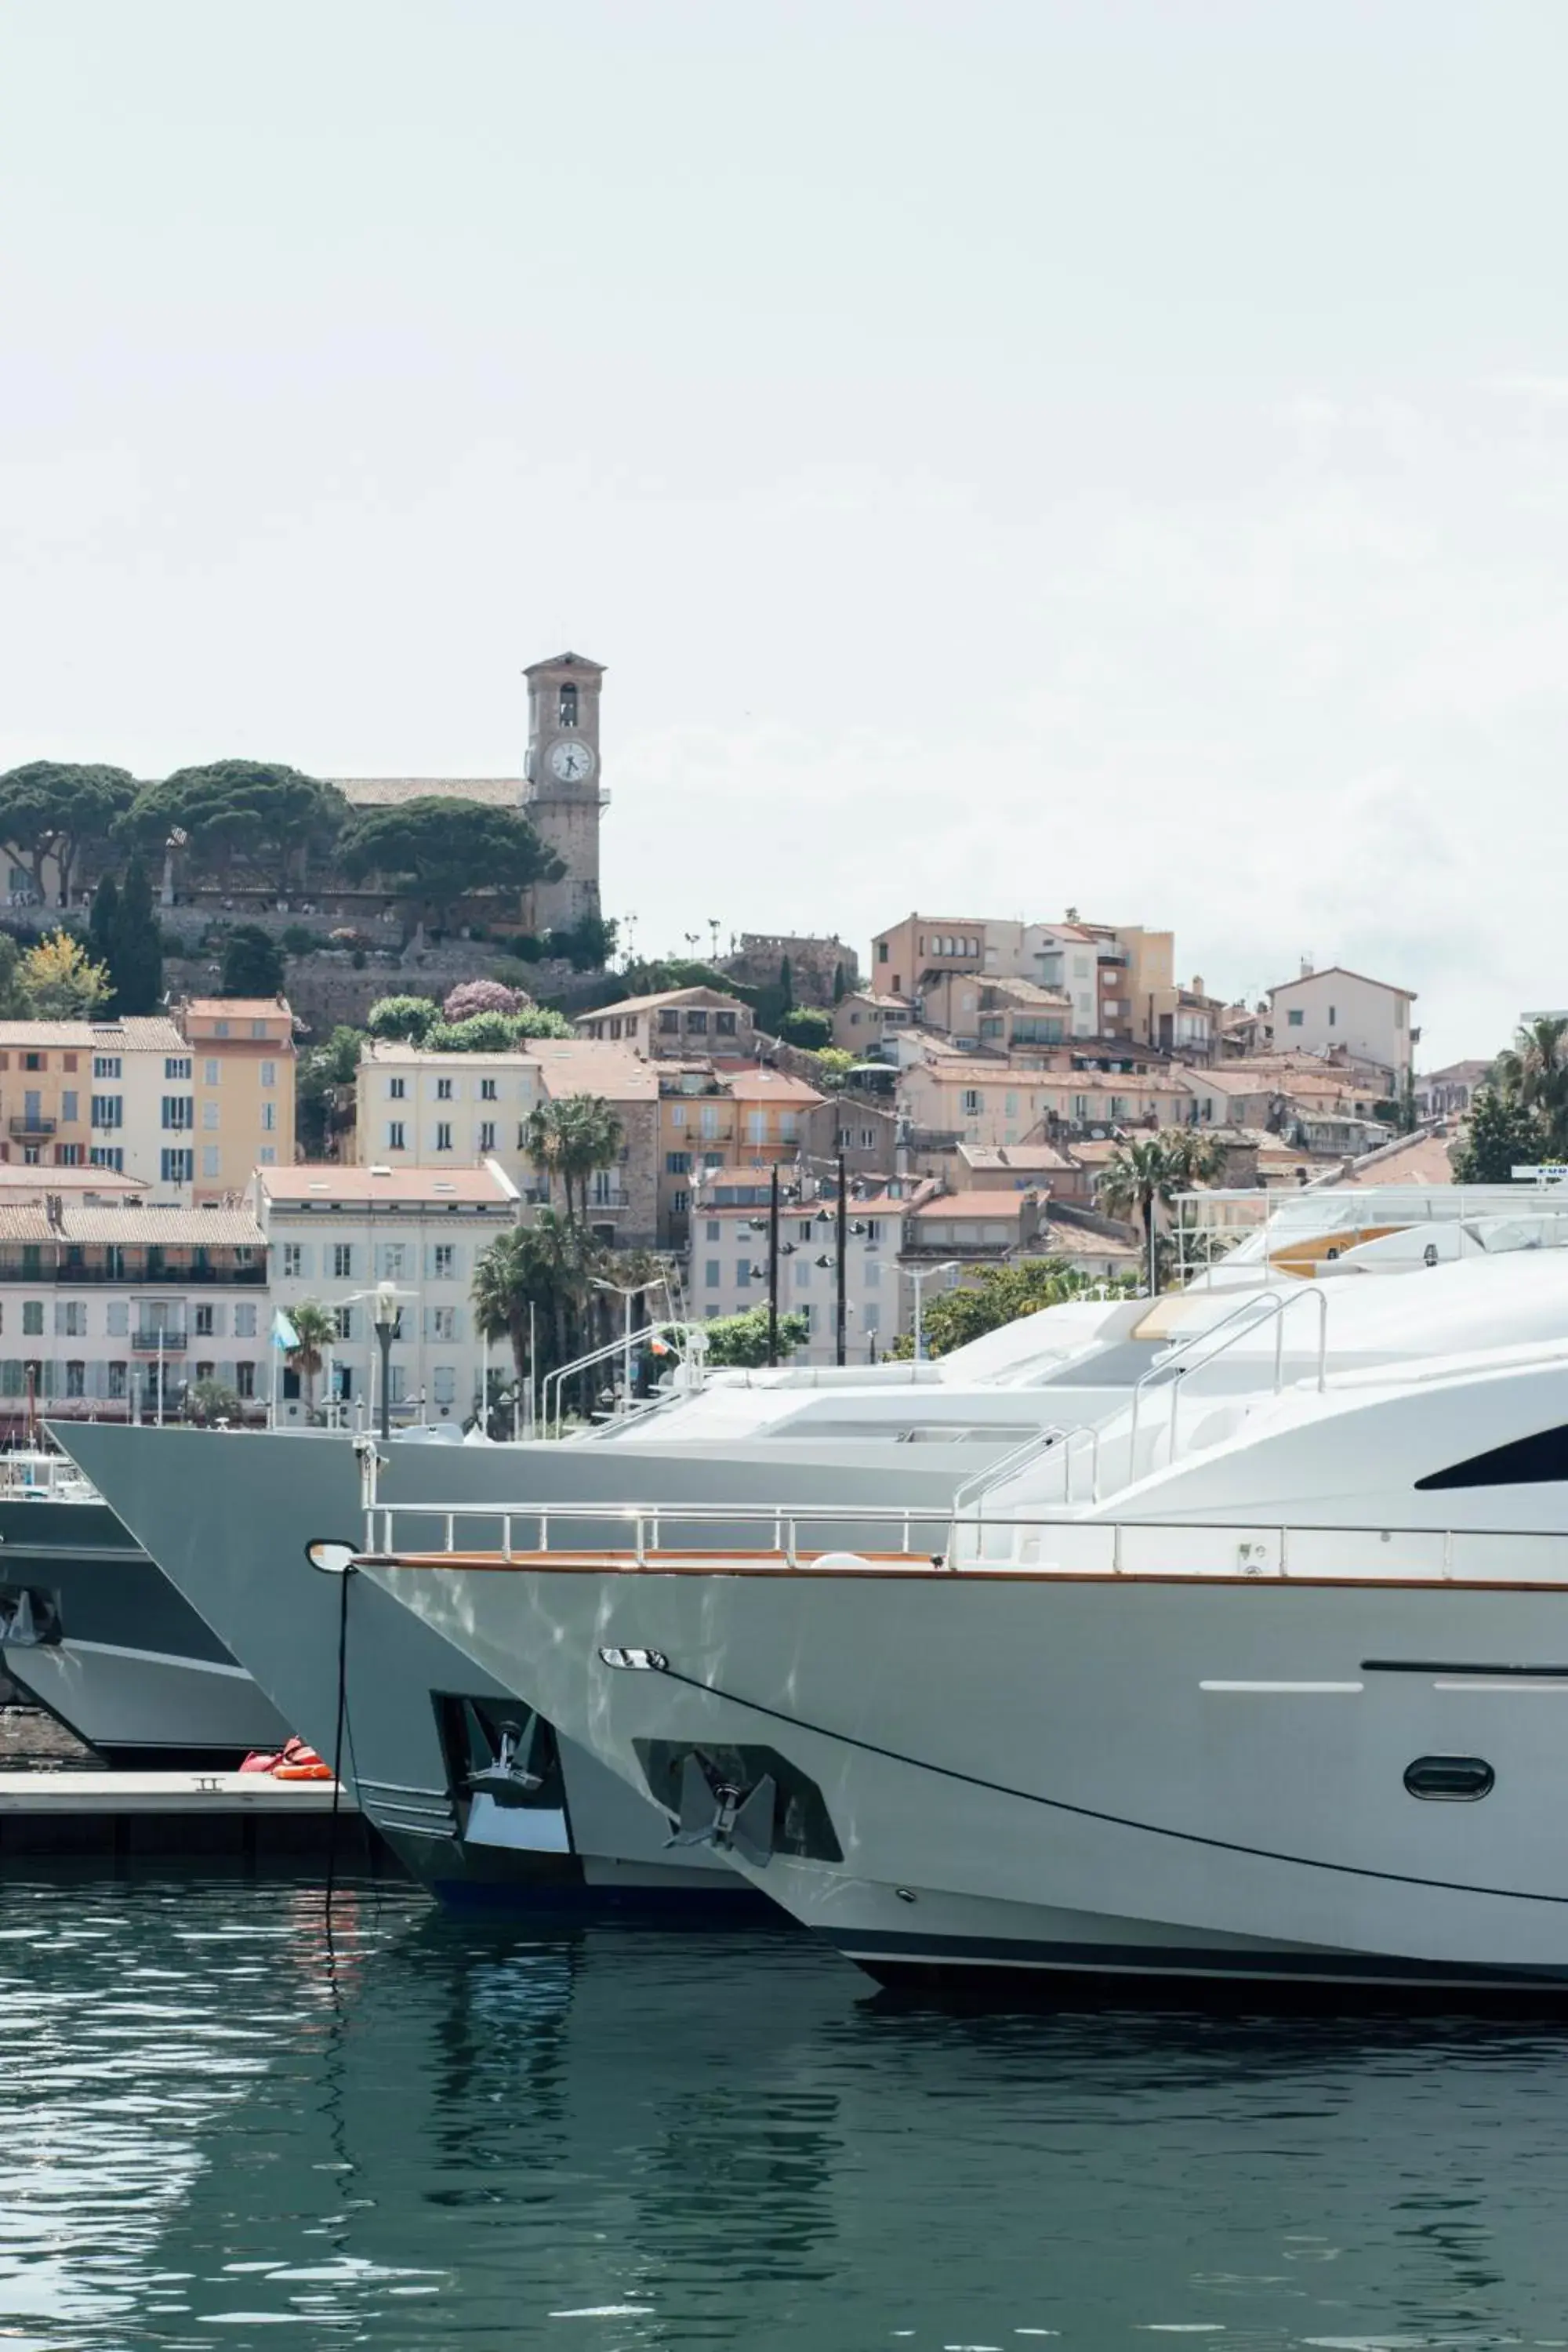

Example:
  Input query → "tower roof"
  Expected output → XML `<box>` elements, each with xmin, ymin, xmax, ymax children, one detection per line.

<box><xmin>524</xmin><ymin>651</ymin><xmax>605</xmax><ymax>678</ymax></box>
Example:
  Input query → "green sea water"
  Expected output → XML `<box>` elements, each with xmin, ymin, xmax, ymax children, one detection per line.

<box><xmin>2</xmin><ymin>1875</ymin><xmax>1568</xmax><ymax>2350</ymax></box>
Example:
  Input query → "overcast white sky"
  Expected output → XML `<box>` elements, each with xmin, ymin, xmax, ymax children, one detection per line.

<box><xmin>5</xmin><ymin>2</ymin><xmax>1566</xmax><ymax>1062</ymax></box>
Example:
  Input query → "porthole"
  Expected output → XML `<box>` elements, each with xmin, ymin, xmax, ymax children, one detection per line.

<box><xmin>1404</xmin><ymin>1755</ymin><xmax>1494</xmax><ymax>1802</ymax></box>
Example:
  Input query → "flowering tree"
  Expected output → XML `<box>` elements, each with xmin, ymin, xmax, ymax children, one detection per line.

<box><xmin>443</xmin><ymin>979</ymin><xmax>524</xmax><ymax>1021</ymax></box>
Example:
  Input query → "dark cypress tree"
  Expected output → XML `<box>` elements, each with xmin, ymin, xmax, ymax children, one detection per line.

<box><xmin>779</xmin><ymin>954</ymin><xmax>793</xmax><ymax>1011</ymax></box>
<box><xmin>110</xmin><ymin>853</ymin><xmax>162</xmax><ymax>1014</ymax></box>
<box><xmin>832</xmin><ymin>960</ymin><xmax>847</xmax><ymax>1004</ymax></box>
<box><xmin>88</xmin><ymin>874</ymin><xmax>120</xmax><ymax>1011</ymax></box>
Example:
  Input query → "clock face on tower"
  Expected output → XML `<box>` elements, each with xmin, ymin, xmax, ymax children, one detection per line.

<box><xmin>548</xmin><ymin>739</ymin><xmax>596</xmax><ymax>785</ymax></box>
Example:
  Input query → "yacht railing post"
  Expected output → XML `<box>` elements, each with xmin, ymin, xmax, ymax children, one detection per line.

<box><xmin>444</xmin><ymin>1512</ymin><xmax>455</xmax><ymax>1554</ymax></box>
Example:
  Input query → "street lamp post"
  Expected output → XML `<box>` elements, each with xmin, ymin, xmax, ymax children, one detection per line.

<box><xmin>909</xmin><ymin>1259</ymin><xmax>960</xmax><ymax>1363</ymax></box>
<box><xmin>373</xmin><ymin>1281</ymin><xmax>397</xmax><ymax>1444</ymax></box>
<box><xmin>767</xmin><ymin>1163</ymin><xmax>780</xmax><ymax>1366</ymax></box>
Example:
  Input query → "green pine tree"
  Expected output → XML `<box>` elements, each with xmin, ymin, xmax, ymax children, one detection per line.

<box><xmin>108</xmin><ymin>853</ymin><xmax>163</xmax><ymax>1014</ymax></box>
<box><xmin>1450</xmin><ymin>1088</ymin><xmax>1548</xmax><ymax>1183</ymax></box>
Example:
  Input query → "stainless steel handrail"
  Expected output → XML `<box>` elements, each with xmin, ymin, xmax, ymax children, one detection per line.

<box><xmin>356</xmin><ymin>1497</ymin><xmax>1568</xmax><ymax>1582</ymax></box>
<box><xmin>541</xmin><ymin>1322</ymin><xmax>701</xmax><ymax>1438</ymax></box>
<box><xmin>1128</xmin><ymin>1284</ymin><xmax>1330</xmax><ymax>1472</ymax></box>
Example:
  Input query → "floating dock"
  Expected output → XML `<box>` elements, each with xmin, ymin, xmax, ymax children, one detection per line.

<box><xmin>0</xmin><ymin>1769</ymin><xmax>395</xmax><ymax>1867</ymax></box>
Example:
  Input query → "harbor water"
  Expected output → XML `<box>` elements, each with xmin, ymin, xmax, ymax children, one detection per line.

<box><xmin>4</xmin><ymin>1878</ymin><xmax>1568</xmax><ymax>2349</ymax></box>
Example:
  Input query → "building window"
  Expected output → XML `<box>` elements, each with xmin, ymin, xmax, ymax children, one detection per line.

<box><xmin>89</xmin><ymin>1146</ymin><xmax>123</xmax><ymax>1171</ymax></box>
<box><xmin>282</xmin><ymin>1243</ymin><xmax>303</xmax><ymax>1279</ymax></box>
<box><xmin>55</xmin><ymin>1145</ymin><xmax>83</xmax><ymax>1168</ymax></box>
<box><xmin>388</xmin><ymin>1121</ymin><xmax>405</xmax><ymax>1150</ymax></box>
<box><xmin>65</xmin><ymin>1361</ymin><xmax>85</xmax><ymax>1398</ymax></box>
<box><xmin>22</xmin><ymin>1053</ymin><xmax>44</xmax><ymax>1073</ymax></box>
<box><xmin>433</xmin><ymin>1244</ymin><xmax>455</xmax><ymax>1278</ymax></box>
<box><xmin>686</xmin><ymin>1010</ymin><xmax>708</xmax><ymax>1034</ymax></box>
<box><xmin>389</xmin><ymin>1076</ymin><xmax>406</xmax><ymax>1100</ymax></box>
<box><xmin>672</xmin><ymin>1189</ymin><xmax>689</xmax><ymax>1212</ymax></box>
<box><xmin>194</xmin><ymin>1303</ymin><xmax>215</xmax><ymax>1337</ymax></box>
<box><xmin>234</xmin><ymin>1303</ymin><xmax>257</xmax><ymax>1338</ymax></box>
<box><xmin>93</xmin><ymin>1055</ymin><xmax>121</xmax><ymax>1080</ymax></box>
<box><xmin>479</xmin><ymin>1122</ymin><xmax>496</xmax><ymax>1152</ymax></box>
<box><xmin>201</xmin><ymin>1102</ymin><xmax>219</xmax><ymax>1129</ymax></box>
<box><xmin>962</xmin><ymin>1091</ymin><xmax>982</xmax><ymax>1115</ymax></box>
<box><xmin>162</xmin><ymin>1097</ymin><xmax>194</xmax><ymax>1130</ymax></box>
<box><xmin>165</xmin><ymin>1057</ymin><xmax>192</xmax><ymax>1081</ymax></box>
<box><xmin>260</xmin><ymin>1061</ymin><xmax>277</xmax><ymax>1088</ymax></box>
<box><xmin>704</xmin><ymin>1260</ymin><xmax>720</xmax><ymax>1288</ymax></box>
<box><xmin>435</xmin><ymin>1123</ymin><xmax>452</xmax><ymax>1152</ymax></box>
<box><xmin>862</xmin><ymin>1304</ymin><xmax>880</xmax><ymax>1333</ymax></box>
<box><xmin>235</xmin><ymin>1361</ymin><xmax>256</xmax><ymax>1399</ymax></box>
<box><xmin>259</xmin><ymin>1147</ymin><xmax>276</xmax><ymax>1165</ymax></box>
<box><xmin>22</xmin><ymin>1301</ymin><xmax>42</xmax><ymax>1337</ymax></box>
<box><xmin>332</xmin><ymin>1243</ymin><xmax>354</xmax><ymax>1279</ymax></box>
<box><xmin>658</xmin><ymin>1007</ymin><xmax>681</xmax><ymax>1034</ymax></box>
<box><xmin>716</xmin><ymin>1011</ymin><xmax>738</xmax><ymax>1036</ymax></box>
<box><xmin>436</xmin><ymin>1077</ymin><xmax>453</xmax><ymax>1101</ymax></box>
<box><xmin>480</xmin><ymin>1077</ymin><xmax>497</xmax><ymax>1101</ymax></box>
<box><xmin>213</xmin><ymin>1019</ymin><xmax>230</xmax><ymax>1037</ymax></box>
<box><xmin>161</xmin><ymin>1149</ymin><xmax>194</xmax><ymax>1184</ymax></box>
<box><xmin>877</xmin><ymin>942</ymin><xmax>888</xmax><ymax>962</ymax></box>
<box><xmin>736</xmin><ymin>1261</ymin><xmax>753</xmax><ymax>1289</ymax></box>
<box><xmin>380</xmin><ymin>1244</ymin><xmax>407</xmax><ymax>1279</ymax></box>
<box><xmin>195</xmin><ymin>1360</ymin><xmax>216</xmax><ymax>1384</ymax></box>
<box><xmin>260</xmin><ymin>1102</ymin><xmax>276</xmax><ymax>1133</ymax></box>
<box><xmin>333</xmin><ymin>1305</ymin><xmax>354</xmax><ymax>1341</ymax></box>
<box><xmin>864</xmin><ymin>1258</ymin><xmax>880</xmax><ymax>1287</ymax></box>
<box><xmin>107</xmin><ymin>1362</ymin><xmax>125</xmax><ymax>1400</ymax></box>
<box><xmin>558</xmin><ymin>682</ymin><xmax>578</xmax><ymax>727</ymax></box>
<box><xmin>665</xmin><ymin>1151</ymin><xmax>691</xmax><ymax>1175</ymax></box>
<box><xmin>60</xmin><ymin>1091</ymin><xmax>78</xmax><ymax>1123</ymax></box>
<box><xmin>56</xmin><ymin>1301</ymin><xmax>86</xmax><ymax>1338</ymax></box>
<box><xmin>432</xmin><ymin>1306</ymin><xmax>456</xmax><ymax>1341</ymax></box>
<box><xmin>794</xmin><ymin>1258</ymin><xmax>811</xmax><ymax>1288</ymax></box>
<box><xmin>91</xmin><ymin>1095</ymin><xmax>122</xmax><ymax>1129</ymax></box>
<box><xmin>201</xmin><ymin>1145</ymin><xmax>220</xmax><ymax>1178</ymax></box>
<box><xmin>204</xmin><ymin>1058</ymin><xmax>220</xmax><ymax>1085</ymax></box>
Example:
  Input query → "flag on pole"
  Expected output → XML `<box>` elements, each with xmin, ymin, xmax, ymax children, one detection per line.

<box><xmin>270</xmin><ymin>1307</ymin><xmax>300</xmax><ymax>1352</ymax></box>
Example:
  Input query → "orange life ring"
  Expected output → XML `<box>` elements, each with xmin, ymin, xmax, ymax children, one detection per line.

<box><xmin>274</xmin><ymin>1761</ymin><xmax>335</xmax><ymax>1781</ymax></box>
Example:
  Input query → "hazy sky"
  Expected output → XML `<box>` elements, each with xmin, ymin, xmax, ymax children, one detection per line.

<box><xmin>5</xmin><ymin>2</ymin><xmax>1566</xmax><ymax>1062</ymax></box>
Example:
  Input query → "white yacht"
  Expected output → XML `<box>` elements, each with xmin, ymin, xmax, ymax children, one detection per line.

<box><xmin>357</xmin><ymin>1333</ymin><xmax>1568</xmax><ymax>1998</ymax></box>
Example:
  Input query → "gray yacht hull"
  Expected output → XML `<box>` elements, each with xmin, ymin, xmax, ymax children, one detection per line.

<box><xmin>0</xmin><ymin>1496</ymin><xmax>289</xmax><ymax>1769</ymax></box>
<box><xmin>57</xmin><ymin>1423</ymin><xmax>968</xmax><ymax>1916</ymax></box>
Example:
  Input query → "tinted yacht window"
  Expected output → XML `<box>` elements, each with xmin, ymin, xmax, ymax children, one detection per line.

<box><xmin>1416</xmin><ymin>1425</ymin><xmax>1568</xmax><ymax>1490</ymax></box>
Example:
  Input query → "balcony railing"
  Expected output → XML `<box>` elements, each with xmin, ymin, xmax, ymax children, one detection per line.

<box><xmin>9</xmin><ymin>1116</ymin><xmax>56</xmax><ymax>1138</ymax></box>
<box><xmin>0</xmin><ymin>1261</ymin><xmax>266</xmax><ymax>1287</ymax></box>
<box><xmin>130</xmin><ymin>1330</ymin><xmax>188</xmax><ymax>1353</ymax></box>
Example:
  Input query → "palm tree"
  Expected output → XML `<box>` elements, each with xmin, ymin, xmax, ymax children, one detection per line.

<box><xmin>1497</xmin><ymin>1016</ymin><xmax>1568</xmax><ymax>1153</ymax></box>
<box><xmin>472</xmin><ymin>1211</ymin><xmax>601</xmax><ymax>1417</ymax></box>
<box><xmin>1098</xmin><ymin>1128</ymin><xmax>1224</xmax><ymax>1295</ymax></box>
<box><xmin>524</xmin><ymin>1095</ymin><xmax>625</xmax><ymax>1224</ymax></box>
<box><xmin>285</xmin><ymin>1301</ymin><xmax>339</xmax><ymax>1421</ymax></box>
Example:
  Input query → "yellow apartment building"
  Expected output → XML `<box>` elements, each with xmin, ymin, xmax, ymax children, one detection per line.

<box><xmin>178</xmin><ymin>998</ymin><xmax>296</xmax><ymax>1201</ymax></box>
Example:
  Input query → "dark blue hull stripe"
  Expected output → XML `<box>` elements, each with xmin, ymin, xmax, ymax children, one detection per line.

<box><xmin>836</xmin><ymin>1928</ymin><xmax>1568</xmax><ymax>1987</ymax></box>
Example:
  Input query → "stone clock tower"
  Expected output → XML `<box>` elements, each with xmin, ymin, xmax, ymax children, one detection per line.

<box><xmin>521</xmin><ymin>649</ymin><xmax>605</xmax><ymax>935</ymax></box>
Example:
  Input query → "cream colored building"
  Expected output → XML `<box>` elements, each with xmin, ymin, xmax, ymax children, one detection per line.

<box><xmin>575</xmin><ymin>986</ymin><xmax>756</xmax><ymax>1061</ymax></box>
<box><xmin>899</xmin><ymin>1058</ymin><xmax>1193</xmax><ymax>1148</ymax></box>
<box><xmin>255</xmin><ymin>1162</ymin><xmax>520</xmax><ymax>1427</ymax></box>
<box><xmin>355</xmin><ymin>1036</ymin><xmax>659</xmax><ymax>1247</ymax></box>
<box><xmin>1267</xmin><ymin>965</ymin><xmax>1417</xmax><ymax>1090</ymax></box>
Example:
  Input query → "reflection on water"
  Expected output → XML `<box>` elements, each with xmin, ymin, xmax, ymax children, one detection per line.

<box><xmin>3</xmin><ymin>1878</ymin><xmax>1568</xmax><ymax>2348</ymax></box>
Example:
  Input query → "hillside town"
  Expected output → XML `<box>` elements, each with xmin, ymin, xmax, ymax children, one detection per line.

<box><xmin>0</xmin><ymin>650</ymin><xmax>1533</xmax><ymax>1425</ymax></box>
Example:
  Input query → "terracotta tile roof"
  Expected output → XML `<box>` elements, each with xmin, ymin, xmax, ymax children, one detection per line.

<box><xmin>959</xmin><ymin>1143</ymin><xmax>1073</xmax><ymax>1172</ymax></box>
<box><xmin>0</xmin><ymin>1206</ymin><xmax>53</xmax><ymax>1240</ymax></box>
<box><xmin>913</xmin><ymin>1190</ymin><xmax>1043</xmax><ymax>1218</ymax></box>
<box><xmin>723</xmin><ymin>1067</ymin><xmax>826</xmax><ymax>1105</ymax></box>
<box><xmin>528</xmin><ymin>1041</ymin><xmax>660</xmax><ymax>1102</ymax></box>
<box><xmin>333</xmin><ymin>778</ymin><xmax>521</xmax><ymax>808</ymax></box>
<box><xmin>0</xmin><ymin>1017</ymin><xmax>185</xmax><ymax>1050</ymax></box>
<box><xmin>1042</xmin><ymin>1220</ymin><xmax>1140</xmax><ymax>1258</ymax></box>
<box><xmin>260</xmin><ymin>1165</ymin><xmax>518</xmax><ymax>1206</ymax></box>
<box><xmin>58</xmin><ymin>1207</ymin><xmax>267</xmax><ymax>1246</ymax></box>
<box><xmin>1319</xmin><ymin>1133</ymin><xmax>1457</xmax><ymax>1188</ymax></box>
<box><xmin>180</xmin><ymin>998</ymin><xmax>293</xmax><ymax>1022</ymax></box>
<box><xmin>0</xmin><ymin>1166</ymin><xmax>146</xmax><ymax>1192</ymax></box>
<box><xmin>1269</xmin><ymin>965</ymin><xmax>1417</xmax><ymax>1000</ymax></box>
